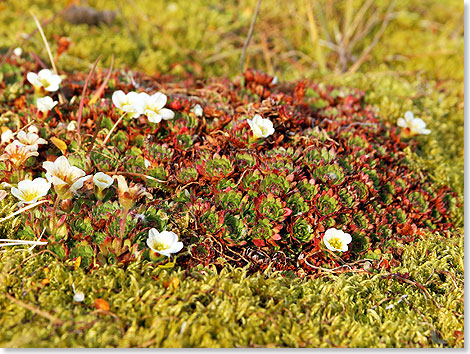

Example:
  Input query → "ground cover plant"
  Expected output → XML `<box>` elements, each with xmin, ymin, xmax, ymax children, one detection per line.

<box><xmin>0</xmin><ymin>0</ymin><xmax>464</xmax><ymax>348</ymax></box>
<box><xmin>0</xmin><ymin>60</ymin><xmax>459</xmax><ymax>272</ymax></box>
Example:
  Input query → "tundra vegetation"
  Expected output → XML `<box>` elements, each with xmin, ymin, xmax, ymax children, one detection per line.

<box><xmin>0</xmin><ymin>0</ymin><xmax>463</xmax><ymax>348</ymax></box>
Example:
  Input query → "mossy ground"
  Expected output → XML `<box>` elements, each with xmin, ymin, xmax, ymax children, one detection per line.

<box><xmin>0</xmin><ymin>0</ymin><xmax>464</xmax><ymax>348</ymax></box>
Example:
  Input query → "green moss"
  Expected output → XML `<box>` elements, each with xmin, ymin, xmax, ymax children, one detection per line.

<box><xmin>0</xmin><ymin>231</ymin><xmax>463</xmax><ymax>348</ymax></box>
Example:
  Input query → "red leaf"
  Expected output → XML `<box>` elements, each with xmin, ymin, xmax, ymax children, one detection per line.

<box><xmin>252</xmin><ymin>238</ymin><xmax>265</xmax><ymax>247</ymax></box>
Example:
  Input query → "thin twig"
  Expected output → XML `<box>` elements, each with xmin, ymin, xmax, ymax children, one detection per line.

<box><xmin>0</xmin><ymin>239</ymin><xmax>47</xmax><ymax>244</ymax></box>
<box><xmin>5</xmin><ymin>293</ymin><xmax>63</xmax><ymax>326</ymax></box>
<box><xmin>384</xmin><ymin>272</ymin><xmax>442</xmax><ymax>309</ymax></box>
<box><xmin>0</xmin><ymin>241</ymin><xmax>47</xmax><ymax>247</ymax></box>
<box><xmin>89</xmin><ymin>54</ymin><xmax>114</xmax><ymax>105</ymax></box>
<box><xmin>100</xmin><ymin>112</ymin><xmax>126</xmax><ymax>146</ymax></box>
<box><xmin>347</xmin><ymin>1</ymin><xmax>396</xmax><ymax>74</ymax></box>
<box><xmin>0</xmin><ymin>199</ymin><xmax>51</xmax><ymax>224</ymax></box>
<box><xmin>30</xmin><ymin>12</ymin><xmax>66</xmax><ymax>104</ymax></box>
<box><xmin>113</xmin><ymin>0</ymin><xmax>136</xmax><ymax>44</ymax></box>
<box><xmin>107</xmin><ymin>171</ymin><xmax>167</xmax><ymax>183</ymax></box>
<box><xmin>8</xmin><ymin>249</ymin><xmax>60</xmax><ymax>275</ymax></box>
<box><xmin>28</xmin><ymin>227</ymin><xmax>47</xmax><ymax>252</ymax></box>
<box><xmin>240</xmin><ymin>0</ymin><xmax>262</xmax><ymax>74</ymax></box>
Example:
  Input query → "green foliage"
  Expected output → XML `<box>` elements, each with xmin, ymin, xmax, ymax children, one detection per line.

<box><xmin>0</xmin><ymin>193</ymin><xmax>20</xmax><ymax>238</ymax></box>
<box><xmin>176</xmin><ymin>167</ymin><xmax>198</xmax><ymax>184</ymax></box>
<box><xmin>314</xmin><ymin>190</ymin><xmax>339</xmax><ymax>216</ymax></box>
<box><xmin>291</xmin><ymin>218</ymin><xmax>313</xmax><ymax>243</ymax></box>
<box><xmin>286</xmin><ymin>193</ymin><xmax>309</xmax><ymax>216</ymax></box>
<box><xmin>260</xmin><ymin>174</ymin><xmax>290</xmax><ymax>196</ymax></box>
<box><xmin>0</xmin><ymin>0</ymin><xmax>463</xmax><ymax>347</ymax></box>
<box><xmin>222</xmin><ymin>214</ymin><xmax>246</xmax><ymax>245</ymax></box>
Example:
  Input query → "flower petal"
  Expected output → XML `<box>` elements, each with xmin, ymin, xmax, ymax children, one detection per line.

<box><xmin>27</xmin><ymin>72</ymin><xmax>40</xmax><ymax>86</ymax></box>
<box><xmin>45</xmin><ymin>83</ymin><xmax>59</xmax><ymax>92</ymax></box>
<box><xmin>38</xmin><ymin>69</ymin><xmax>52</xmax><ymax>80</ymax></box>
<box><xmin>152</xmin><ymin>92</ymin><xmax>167</xmax><ymax>109</ymax></box>
<box><xmin>159</xmin><ymin>108</ymin><xmax>175</xmax><ymax>120</ymax></box>
<box><xmin>404</xmin><ymin>111</ymin><xmax>414</xmax><ymax>120</ymax></box>
<box><xmin>169</xmin><ymin>241</ymin><xmax>184</xmax><ymax>254</ymax></box>
<box><xmin>115</xmin><ymin>175</ymin><xmax>129</xmax><ymax>195</ymax></box>
<box><xmin>55</xmin><ymin>155</ymin><xmax>71</xmax><ymax>172</ymax></box>
<box><xmin>421</xmin><ymin>128</ymin><xmax>431</xmax><ymax>135</ymax></box>
<box><xmin>146</xmin><ymin>111</ymin><xmax>162</xmax><ymax>123</ymax></box>
<box><xmin>10</xmin><ymin>187</ymin><xmax>22</xmax><ymax>200</ymax></box>
<box><xmin>397</xmin><ymin>118</ymin><xmax>406</xmax><ymax>128</ymax></box>
<box><xmin>49</xmin><ymin>174</ymin><xmax>67</xmax><ymax>186</ymax></box>
<box><xmin>112</xmin><ymin>91</ymin><xmax>126</xmax><ymax>109</ymax></box>
<box><xmin>70</xmin><ymin>175</ymin><xmax>91</xmax><ymax>193</ymax></box>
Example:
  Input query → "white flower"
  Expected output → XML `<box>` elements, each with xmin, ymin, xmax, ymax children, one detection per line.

<box><xmin>397</xmin><ymin>111</ymin><xmax>431</xmax><ymax>136</ymax></box>
<box><xmin>93</xmin><ymin>172</ymin><xmax>113</xmax><ymax>200</ymax></box>
<box><xmin>147</xmin><ymin>229</ymin><xmax>183</xmax><ymax>257</ymax></box>
<box><xmin>73</xmin><ymin>291</ymin><xmax>84</xmax><ymax>302</ymax></box>
<box><xmin>0</xmin><ymin>141</ymin><xmax>39</xmax><ymax>168</ymax></box>
<box><xmin>115</xmin><ymin>175</ymin><xmax>152</xmax><ymax>211</ymax></box>
<box><xmin>13</xmin><ymin>47</ymin><xmax>22</xmax><ymax>57</ymax></box>
<box><xmin>191</xmin><ymin>104</ymin><xmax>203</xmax><ymax>117</ymax></box>
<box><xmin>36</xmin><ymin>96</ymin><xmax>58</xmax><ymax>113</ymax></box>
<box><xmin>42</xmin><ymin>156</ymin><xmax>91</xmax><ymax>199</ymax></box>
<box><xmin>139</xmin><ymin>92</ymin><xmax>175</xmax><ymax>123</ymax></box>
<box><xmin>11</xmin><ymin>177</ymin><xmax>51</xmax><ymax>205</ymax></box>
<box><xmin>67</xmin><ymin>121</ymin><xmax>77</xmax><ymax>131</ymax></box>
<box><xmin>27</xmin><ymin>125</ymin><xmax>39</xmax><ymax>134</ymax></box>
<box><xmin>112</xmin><ymin>90</ymin><xmax>144</xmax><ymax>118</ymax></box>
<box><xmin>144</xmin><ymin>158</ymin><xmax>152</xmax><ymax>169</ymax></box>
<box><xmin>93</xmin><ymin>172</ymin><xmax>114</xmax><ymax>190</ymax></box>
<box><xmin>323</xmin><ymin>228</ymin><xmax>352</xmax><ymax>253</ymax></box>
<box><xmin>16</xmin><ymin>131</ymin><xmax>48</xmax><ymax>151</ymax></box>
<box><xmin>1</xmin><ymin>129</ymin><xmax>14</xmax><ymax>145</ymax></box>
<box><xmin>27</xmin><ymin>69</ymin><xmax>62</xmax><ymax>92</ymax></box>
<box><xmin>271</xmin><ymin>76</ymin><xmax>278</xmax><ymax>85</ymax></box>
<box><xmin>247</xmin><ymin>114</ymin><xmax>275</xmax><ymax>139</ymax></box>
<box><xmin>72</xmin><ymin>283</ymin><xmax>84</xmax><ymax>302</ymax></box>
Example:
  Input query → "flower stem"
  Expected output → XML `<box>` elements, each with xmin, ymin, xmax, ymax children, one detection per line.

<box><xmin>51</xmin><ymin>194</ymin><xmax>60</xmax><ymax>230</ymax></box>
<box><xmin>120</xmin><ymin>207</ymin><xmax>128</xmax><ymax>239</ymax></box>
<box><xmin>87</xmin><ymin>113</ymin><xmax>104</xmax><ymax>156</ymax></box>
<box><xmin>101</xmin><ymin>113</ymin><xmax>126</xmax><ymax>147</ymax></box>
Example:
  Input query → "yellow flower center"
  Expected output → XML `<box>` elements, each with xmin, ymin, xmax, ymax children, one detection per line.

<box><xmin>39</xmin><ymin>78</ymin><xmax>50</xmax><ymax>88</ymax></box>
<box><xmin>329</xmin><ymin>237</ymin><xmax>343</xmax><ymax>250</ymax></box>
<box><xmin>21</xmin><ymin>190</ymin><xmax>39</xmax><ymax>202</ymax></box>
<box><xmin>151</xmin><ymin>239</ymin><xmax>170</xmax><ymax>251</ymax></box>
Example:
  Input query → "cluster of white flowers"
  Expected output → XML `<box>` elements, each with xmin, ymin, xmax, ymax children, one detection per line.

<box><xmin>26</xmin><ymin>69</ymin><xmax>61</xmax><ymax>118</ymax></box>
<box><xmin>17</xmin><ymin>70</ymin><xmax>431</xmax><ymax>261</ymax></box>
<box><xmin>2</xmin><ymin>71</ymin><xmax>210</xmax><ymax>259</ymax></box>
<box><xmin>15</xmin><ymin>131</ymin><xmax>48</xmax><ymax>151</ymax></box>
<box><xmin>42</xmin><ymin>156</ymin><xmax>91</xmax><ymax>200</ymax></box>
<box><xmin>112</xmin><ymin>90</ymin><xmax>175</xmax><ymax>123</ymax></box>
<box><xmin>0</xmin><ymin>125</ymin><xmax>47</xmax><ymax>168</ymax></box>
